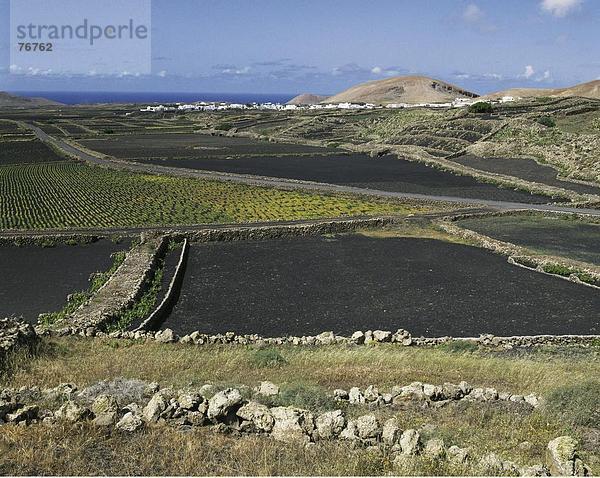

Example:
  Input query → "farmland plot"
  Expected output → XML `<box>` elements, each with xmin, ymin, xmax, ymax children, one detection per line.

<box><xmin>163</xmin><ymin>235</ymin><xmax>600</xmax><ymax>337</ymax></box>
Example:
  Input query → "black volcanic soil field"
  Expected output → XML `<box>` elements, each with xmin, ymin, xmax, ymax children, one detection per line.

<box><xmin>0</xmin><ymin>239</ymin><xmax>130</xmax><ymax>322</ymax></box>
<box><xmin>162</xmin><ymin>235</ymin><xmax>599</xmax><ymax>337</ymax></box>
<box><xmin>131</xmin><ymin>154</ymin><xmax>552</xmax><ymax>204</ymax></box>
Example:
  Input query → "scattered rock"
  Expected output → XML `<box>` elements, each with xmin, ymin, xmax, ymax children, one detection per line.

<box><xmin>373</xmin><ymin>330</ymin><xmax>392</xmax><ymax>342</ymax></box>
<box><xmin>400</xmin><ymin>429</ymin><xmax>422</xmax><ymax>455</ymax></box>
<box><xmin>236</xmin><ymin>401</ymin><xmax>274</xmax><ymax>433</ymax></box>
<box><xmin>143</xmin><ymin>392</ymin><xmax>168</xmax><ymax>423</ymax></box>
<box><xmin>350</xmin><ymin>331</ymin><xmax>365</xmax><ymax>345</ymax></box>
<box><xmin>424</xmin><ymin>438</ymin><xmax>446</xmax><ymax>459</ymax></box>
<box><xmin>6</xmin><ymin>405</ymin><xmax>38</xmax><ymax>424</ymax></box>
<box><xmin>355</xmin><ymin>414</ymin><xmax>380</xmax><ymax>440</ymax></box>
<box><xmin>207</xmin><ymin>388</ymin><xmax>243</xmax><ymax>420</ymax></box>
<box><xmin>55</xmin><ymin>401</ymin><xmax>92</xmax><ymax>422</ymax></box>
<box><xmin>348</xmin><ymin>387</ymin><xmax>365</xmax><ymax>404</ymax></box>
<box><xmin>270</xmin><ymin>407</ymin><xmax>315</xmax><ymax>444</ymax></box>
<box><xmin>333</xmin><ymin>389</ymin><xmax>348</xmax><ymax>400</ymax></box>
<box><xmin>116</xmin><ymin>412</ymin><xmax>144</xmax><ymax>432</ymax></box>
<box><xmin>315</xmin><ymin>410</ymin><xmax>346</xmax><ymax>440</ymax></box>
<box><xmin>155</xmin><ymin>328</ymin><xmax>177</xmax><ymax>343</ymax></box>
<box><xmin>546</xmin><ymin>436</ymin><xmax>590</xmax><ymax>476</ymax></box>
<box><xmin>382</xmin><ymin>417</ymin><xmax>401</xmax><ymax>446</ymax></box>
<box><xmin>254</xmin><ymin>381</ymin><xmax>279</xmax><ymax>397</ymax></box>
<box><xmin>447</xmin><ymin>445</ymin><xmax>470</xmax><ymax>464</ymax></box>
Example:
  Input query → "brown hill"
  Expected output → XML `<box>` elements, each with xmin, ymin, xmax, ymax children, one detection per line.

<box><xmin>323</xmin><ymin>75</ymin><xmax>479</xmax><ymax>105</ymax></box>
<box><xmin>0</xmin><ymin>92</ymin><xmax>61</xmax><ymax>107</ymax></box>
<box><xmin>483</xmin><ymin>80</ymin><xmax>600</xmax><ymax>100</ymax></box>
<box><xmin>287</xmin><ymin>93</ymin><xmax>330</xmax><ymax>105</ymax></box>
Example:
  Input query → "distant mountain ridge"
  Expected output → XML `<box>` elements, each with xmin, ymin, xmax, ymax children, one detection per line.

<box><xmin>287</xmin><ymin>93</ymin><xmax>330</xmax><ymax>105</ymax></box>
<box><xmin>0</xmin><ymin>92</ymin><xmax>61</xmax><ymax>107</ymax></box>
<box><xmin>322</xmin><ymin>75</ymin><xmax>479</xmax><ymax>105</ymax></box>
<box><xmin>482</xmin><ymin>80</ymin><xmax>600</xmax><ymax>100</ymax></box>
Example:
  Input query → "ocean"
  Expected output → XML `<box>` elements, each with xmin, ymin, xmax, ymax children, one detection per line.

<box><xmin>13</xmin><ymin>91</ymin><xmax>297</xmax><ymax>105</ymax></box>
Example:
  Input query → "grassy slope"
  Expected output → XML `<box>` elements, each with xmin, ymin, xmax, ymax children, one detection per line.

<box><xmin>1</xmin><ymin>338</ymin><xmax>598</xmax><ymax>475</ymax></box>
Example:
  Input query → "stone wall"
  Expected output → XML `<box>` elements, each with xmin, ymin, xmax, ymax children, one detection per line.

<box><xmin>0</xmin><ymin>317</ymin><xmax>38</xmax><ymax>367</ymax></box>
<box><xmin>46</xmin><ymin>234</ymin><xmax>167</xmax><ymax>334</ymax></box>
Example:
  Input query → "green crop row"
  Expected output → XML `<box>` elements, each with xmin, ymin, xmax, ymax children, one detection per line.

<box><xmin>0</xmin><ymin>161</ymin><xmax>425</xmax><ymax>230</ymax></box>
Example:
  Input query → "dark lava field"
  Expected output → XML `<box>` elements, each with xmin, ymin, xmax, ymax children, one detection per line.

<box><xmin>134</xmin><ymin>154</ymin><xmax>553</xmax><ymax>204</ymax></box>
<box><xmin>161</xmin><ymin>234</ymin><xmax>600</xmax><ymax>337</ymax></box>
<box><xmin>0</xmin><ymin>240</ymin><xmax>129</xmax><ymax>321</ymax></box>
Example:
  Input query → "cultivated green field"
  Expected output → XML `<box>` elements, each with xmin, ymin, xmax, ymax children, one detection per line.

<box><xmin>0</xmin><ymin>161</ymin><xmax>429</xmax><ymax>230</ymax></box>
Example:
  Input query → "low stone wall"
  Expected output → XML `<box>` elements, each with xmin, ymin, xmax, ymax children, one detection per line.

<box><xmin>134</xmin><ymin>239</ymin><xmax>189</xmax><ymax>332</ymax></box>
<box><xmin>185</xmin><ymin>217</ymin><xmax>394</xmax><ymax>243</ymax></box>
<box><xmin>45</xmin><ymin>234</ymin><xmax>167</xmax><ymax>334</ymax></box>
<box><xmin>0</xmin><ymin>379</ymin><xmax>590</xmax><ymax>476</ymax></box>
<box><xmin>41</xmin><ymin>326</ymin><xmax>600</xmax><ymax>349</ymax></box>
<box><xmin>0</xmin><ymin>317</ymin><xmax>38</xmax><ymax>367</ymax></box>
<box><xmin>438</xmin><ymin>212</ymin><xmax>600</xmax><ymax>289</ymax></box>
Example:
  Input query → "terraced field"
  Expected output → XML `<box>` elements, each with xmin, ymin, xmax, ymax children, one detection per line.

<box><xmin>451</xmin><ymin>155</ymin><xmax>600</xmax><ymax>196</ymax></box>
<box><xmin>79</xmin><ymin>133</ymin><xmax>334</xmax><ymax>159</ymax></box>
<box><xmin>0</xmin><ymin>139</ymin><xmax>65</xmax><ymax>165</ymax></box>
<box><xmin>163</xmin><ymin>234</ymin><xmax>600</xmax><ymax>337</ymax></box>
<box><xmin>0</xmin><ymin>240</ymin><xmax>130</xmax><ymax>321</ymax></box>
<box><xmin>137</xmin><ymin>154</ymin><xmax>553</xmax><ymax>203</ymax></box>
<box><xmin>458</xmin><ymin>213</ymin><xmax>600</xmax><ymax>265</ymax></box>
<box><xmin>0</xmin><ymin>161</ymin><xmax>422</xmax><ymax>230</ymax></box>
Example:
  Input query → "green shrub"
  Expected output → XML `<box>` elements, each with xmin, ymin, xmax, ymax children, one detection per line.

<box><xmin>103</xmin><ymin>129</ymin><xmax>115</xmax><ymax>134</ymax></box>
<box><xmin>214</xmin><ymin>123</ymin><xmax>232</xmax><ymax>131</ymax></box>
<box><xmin>468</xmin><ymin>102</ymin><xmax>493</xmax><ymax>114</ymax></box>
<box><xmin>542</xmin><ymin>263</ymin><xmax>572</xmax><ymax>277</ymax></box>
<box><xmin>536</xmin><ymin>116</ymin><xmax>556</xmax><ymax>128</ymax></box>
<box><xmin>437</xmin><ymin>340</ymin><xmax>479</xmax><ymax>354</ymax></box>
<box><xmin>271</xmin><ymin>383</ymin><xmax>339</xmax><ymax>412</ymax></box>
<box><xmin>544</xmin><ymin>381</ymin><xmax>600</xmax><ymax>427</ymax></box>
<box><xmin>250</xmin><ymin>348</ymin><xmax>287</xmax><ymax>368</ymax></box>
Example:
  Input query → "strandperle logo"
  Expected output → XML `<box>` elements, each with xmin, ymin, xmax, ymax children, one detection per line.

<box><xmin>10</xmin><ymin>0</ymin><xmax>151</xmax><ymax>75</ymax></box>
<box><xmin>15</xmin><ymin>19</ymin><xmax>149</xmax><ymax>46</ymax></box>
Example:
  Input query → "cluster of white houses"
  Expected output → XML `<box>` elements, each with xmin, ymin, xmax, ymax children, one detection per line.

<box><xmin>139</xmin><ymin>96</ymin><xmax>516</xmax><ymax>113</ymax></box>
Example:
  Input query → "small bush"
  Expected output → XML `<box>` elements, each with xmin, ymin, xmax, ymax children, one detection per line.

<box><xmin>437</xmin><ymin>340</ymin><xmax>479</xmax><ymax>354</ymax></box>
<box><xmin>103</xmin><ymin>129</ymin><xmax>115</xmax><ymax>134</ymax></box>
<box><xmin>271</xmin><ymin>383</ymin><xmax>339</xmax><ymax>413</ymax></box>
<box><xmin>468</xmin><ymin>102</ymin><xmax>493</xmax><ymax>114</ymax></box>
<box><xmin>250</xmin><ymin>348</ymin><xmax>287</xmax><ymax>368</ymax></box>
<box><xmin>536</xmin><ymin>116</ymin><xmax>556</xmax><ymax>128</ymax></box>
<box><xmin>542</xmin><ymin>263</ymin><xmax>572</xmax><ymax>277</ymax></box>
<box><xmin>544</xmin><ymin>381</ymin><xmax>600</xmax><ymax>427</ymax></box>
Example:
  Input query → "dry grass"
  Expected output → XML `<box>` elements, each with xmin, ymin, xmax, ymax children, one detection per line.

<box><xmin>2</xmin><ymin>338</ymin><xmax>598</xmax><ymax>475</ymax></box>
<box><xmin>4</xmin><ymin>338</ymin><xmax>599</xmax><ymax>397</ymax></box>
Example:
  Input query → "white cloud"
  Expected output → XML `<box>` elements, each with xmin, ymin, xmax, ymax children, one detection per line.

<box><xmin>521</xmin><ymin>65</ymin><xmax>535</xmax><ymax>79</ymax></box>
<box><xmin>157</xmin><ymin>70</ymin><xmax>167</xmax><ymax>78</ymax></box>
<box><xmin>221</xmin><ymin>66</ymin><xmax>250</xmax><ymax>75</ymax></box>
<box><xmin>463</xmin><ymin>3</ymin><xmax>484</xmax><ymax>23</ymax></box>
<box><xmin>540</xmin><ymin>0</ymin><xmax>582</xmax><ymax>17</ymax></box>
<box><xmin>536</xmin><ymin>70</ymin><xmax>552</xmax><ymax>82</ymax></box>
<box><xmin>371</xmin><ymin>66</ymin><xmax>382</xmax><ymax>74</ymax></box>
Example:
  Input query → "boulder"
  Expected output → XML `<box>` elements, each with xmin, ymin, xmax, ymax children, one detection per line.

<box><xmin>316</xmin><ymin>331</ymin><xmax>335</xmax><ymax>345</ymax></box>
<box><xmin>91</xmin><ymin>394</ymin><xmax>119</xmax><ymax>426</ymax></box>
<box><xmin>116</xmin><ymin>412</ymin><xmax>144</xmax><ymax>432</ymax></box>
<box><xmin>355</xmin><ymin>414</ymin><xmax>380</xmax><ymax>440</ymax></box>
<box><xmin>520</xmin><ymin>464</ymin><xmax>550</xmax><ymax>476</ymax></box>
<box><xmin>339</xmin><ymin>420</ymin><xmax>359</xmax><ymax>441</ymax></box>
<box><xmin>350</xmin><ymin>331</ymin><xmax>365</xmax><ymax>345</ymax></box>
<box><xmin>333</xmin><ymin>389</ymin><xmax>349</xmax><ymax>400</ymax></box>
<box><xmin>447</xmin><ymin>445</ymin><xmax>470</xmax><ymax>464</ymax></box>
<box><xmin>315</xmin><ymin>410</ymin><xmax>346</xmax><ymax>440</ymax></box>
<box><xmin>207</xmin><ymin>388</ymin><xmax>243</xmax><ymax>420</ymax></box>
<box><xmin>363</xmin><ymin>385</ymin><xmax>380</xmax><ymax>402</ymax></box>
<box><xmin>270</xmin><ymin>406</ymin><xmax>315</xmax><ymax>444</ymax></box>
<box><xmin>177</xmin><ymin>393</ymin><xmax>202</xmax><ymax>411</ymax></box>
<box><xmin>546</xmin><ymin>436</ymin><xmax>590</xmax><ymax>476</ymax></box>
<box><xmin>236</xmin><ymin>401</ymin><xmax>274</xmax><ymax>433</ymax></box>
<box><xmin>400</xmin><ymin>429</ymin><xmax>422</xmax><ymax>455</ymax></box>
<box><xmin>423</xmin><ymin>438</ymin><xmax>446</xmax><ymax>459</ymax></box>
<box><xmin>479</xmin><ymin>453</ymin><xmax>520</xmax><ymax>476</ymax></box>
<box><xmin>372</xmin><ymin>330</ymin><xmax>392</xmax><ymax>342</ymax></box>
<box><xmin>348</xmin><ymin>387</ymin><xmax>365</xmax><ymax>404</ymax></box>
<box><xmin>55</xmin><ymin>401</ymin><xmax>92</xmax><ymax>422</ymax></box>
<box><xmin>382</xmin><ymin>417</ymin><xmax>401</xmax><ymax>446</ymax></box>
<box><xmin>254</xmin><ymin>381</ymin><xmax>279</xmax><ymax>397</ymax></box>
<box><xmin>395</xmin><ymin>382</ymin><xmax>425</xmax><ymax>402</ymax></box>
<box><xmin>155</xmin><ymin>328</ymin><xmax>177</xmax><ymax>343</ymax></box>
<box><xmin>423</xmin><ymin>384</ymin><xmax>443</xmax><ymax>401</ymax></box>
<box><xmin>442</xmin><ymin>383</ymin><xmax>463</xmax><ymax>400</ymax></box>
<box><xmin>524</xmin><ymin>394</ymin><xmax>540</xmax><ymax>408</ymax></box>
<box><xmin>6</xmin><ymin>405</ymin><xmax>39</xmax><ymax>424</ymax></box>
<box><xmin>143</xmin><ymin>392</ymin><xmax>168</xmax><ymax>423</ymax></box>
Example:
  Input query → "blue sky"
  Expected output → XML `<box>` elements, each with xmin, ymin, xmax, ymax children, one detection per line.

<box><xmin>0</xmin><ymin>0</ymin><xmax>599</xmax><ymax>95</ymax></box>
